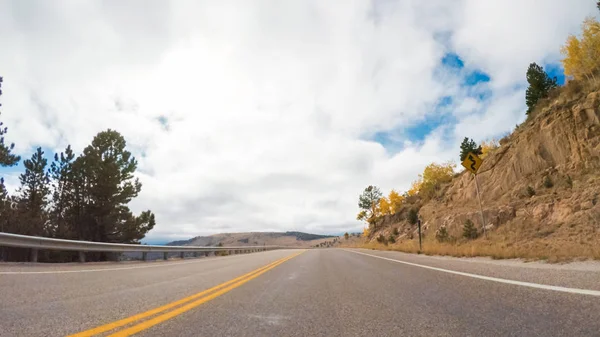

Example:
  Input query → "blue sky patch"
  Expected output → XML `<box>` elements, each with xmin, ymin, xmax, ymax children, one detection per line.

<box><xmin>441</xmin><ymin>53</ymin><xmax>464</xmax><ymax>69</ymax></box>
<box><xmin>464</xmin><ymin>70</ymin><xmax>491</xmax><ymax>86</ymax></box>
<box><xmin>544</xmin><ymin>63</ymin><xmax>566</xmax><ymax>86</ymax></box>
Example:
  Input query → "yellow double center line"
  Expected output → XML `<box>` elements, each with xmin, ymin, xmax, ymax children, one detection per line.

<box><xmin>69</xmin><ymin>251</ymin><xmax>304</xmax><ymax>337</ymax></box>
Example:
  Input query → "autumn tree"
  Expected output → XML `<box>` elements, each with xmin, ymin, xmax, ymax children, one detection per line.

<box><xmin>357</xmin><ymin>185</ymin><xmax>382</xmax><ymax>223</ymax></box>
<box><xmin>459</xmin><ymin>138</ymin><xmax>482</xmax><ymax>162</ymax></box>
<box><xmin>405</xmin><ymin>179</ymin><xmax>421</xmax><ymax>197</ymax></box>
<box><xmin>561</xmin><ymin>18</ymin><xmax>600</xmax><ymax>85</ymax></box>
<box><xmin>480</xmin><ymin>139</ymin><xmax>499</xmax><ymax>158</ymax></box>
<box><xmin>388</xmin><ymin>189</ymin><xmax>404</xmax><ymax>213</ymax></box>
<box><xmin>418</xmin><ymin>162</ymin><xmax>455</xmax><ymax>199</ymax></box>
<box><xmin>15</xmin><ymin>148</ymin><xmax>50</xmax><ymax>236</ymax></box>
<box><xmin>378</xmin><ymin>196</ymin><xmax>391</xmax><ymax>216</ymax></box>
<box><xmin>525</xmin><ymin>63</ymin><xmax>558</xmax><ymax>114</ymax></box>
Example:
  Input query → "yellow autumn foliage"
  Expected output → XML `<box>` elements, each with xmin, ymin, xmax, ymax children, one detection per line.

<box><xmin>418</xmin><ymin>162</ymin><xmax>456</xmax><ymax>199</ymax></box>
<box><xmin>480</xmin><ymin>139</ymin><xmax>499</xmax><ymax>158</ymax></box>
<box><xmin>561</xmin><ymin>17</ymin><xmax>600</xmax><ymax>84</ymax></box>
<box><xmin>406</xmin><ymin>179</ymin><xmax>422</xmax><ymax>197</ymax></box>
<box><xmin>388</xmin><ymin>189</ymin><xmax>404</xmax><ymax>213</ymax></box>
<box><xmin>378</xmin><ymin>197</ymin><xmax>392</xmax><ymax>216</ymax></box>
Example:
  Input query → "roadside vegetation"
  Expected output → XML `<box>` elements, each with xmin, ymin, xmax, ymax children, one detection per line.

<box><xmin>0</xmin><ymin>77</ymin><xmax>155</xmax><ymax>262</ymax></box>
<box><xmin>349</xmin><ymin>10</ymin><xmax>600</xmax><ymax>262</ymax></box>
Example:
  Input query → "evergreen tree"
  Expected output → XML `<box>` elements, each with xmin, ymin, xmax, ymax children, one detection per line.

<box><xmin>459</xmin><ymin>137</ymin><xmax>482</xmax><ymax>162</ymax></box>
<box><xmin>357</xmin><ymin>185</ymin><xmax>383</xmax><ymax>222</ymax></box>
<box><xmin>48</xmin><ymin>145</ymin><xmax>76</xmax><ymax>238</ymax></box>
<box><xmin>525</xmin><ymin>63</ymin><xmax>557</xmax><ymax>114</ymax></box>
<box><xmin>0</xmin><ymin>77</ymin><xmax>20</xmax><ymax>167</ymax></box>
<box><xmin>462</xmin><ymin>219</ymin><xmax>478</xmax><ymax>239</ymax></box>
<box><xmin>407</xmin><ymin>208</ymin><xmax>418</xmax><ymax>225</ymax></box>
<box><xmin>80</xmin><ymin>129</ymin><xmax>154</xmax><ymax>244</ymax></box>
<box><xmin>16</xmin><ymin>147</ymin><xmax>50</xmax><ymax>236</ymax></box>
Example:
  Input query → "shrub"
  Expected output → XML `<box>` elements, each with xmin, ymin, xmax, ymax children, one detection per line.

<box><xmin>344</xmin><ymin>232</ymin><xmax>349</xmax><ymax>240</ymax></box>
<box><xmin>462</xmin><ymin>219</ymin><xmax>478</xmax><ymax>240</ymax></box>
<box><xmin>526</xmin><ymin>186</ymin><xmax>536</xmax><ymax>197</ymax></box>
<box><xmin>376</xmin><ymin>234</ymin><xmax>386</xmax><ymax>244</ymax></box>
<box><xmin>392</xmin><ymin>227</ymin><xmax>399</xmax><ymax>236</ymax></box>
<box><xmin>543</xmin><ymin>176</ymin><xmax>554</xmax><ymax>188</ymax></box>
<box><xmin>408</xmin><ymin>208</ymin><xmax>418</xmax><ymax>225</ymax></box>
<box><xmin>566</xmin><ymin>175</ymin><xmax>573</xmax><ymax>188</ymax></box>
<box><xmin>388</xmin><ymin>234</ymin><xmax>396</xmax><ymax>244</ymax></box>
<box><xmin>436</xmin><ymin>226</ymin><xmax>449</xmax><ymax>242</ymax></box>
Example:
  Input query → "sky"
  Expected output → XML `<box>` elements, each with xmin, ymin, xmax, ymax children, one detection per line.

<box><xmin>0</xmin><ymin>0</ymin><xmax>597</xmax><ymax>244</ymax></box>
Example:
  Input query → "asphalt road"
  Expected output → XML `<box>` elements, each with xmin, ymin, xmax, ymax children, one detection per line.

<box><xmin>1</xmin><ymin>249</ymin><xmax>599</xmax><ymax>337</ymax></box>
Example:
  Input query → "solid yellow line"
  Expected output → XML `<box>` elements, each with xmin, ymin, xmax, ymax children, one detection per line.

<box><xmin>107</xmin><ymin>251</ymin><xmax>304</xmax><ymax>337</ymax></box>
<box><xmin>67</xmin><ymin>252</ymin><xmax>300</xmax><ymax>337</ymax></box>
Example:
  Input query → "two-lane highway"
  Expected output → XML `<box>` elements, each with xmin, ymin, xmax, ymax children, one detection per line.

<box><xmin>1</xmin><ymin>249</ymin><xmax>599</xmax><ymax>336</ymax></box>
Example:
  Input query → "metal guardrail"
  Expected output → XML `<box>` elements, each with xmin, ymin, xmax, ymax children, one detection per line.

<box><xmin>0</xmin><ymin>232</ymin><xmax>284</xmax><ymax>262</ymax></box>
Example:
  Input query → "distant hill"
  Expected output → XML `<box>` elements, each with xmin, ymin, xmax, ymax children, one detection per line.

<box><xmin>166</xmin><ymin>231</ymin><xmax>336</xmax><ymax>247</ymax></box>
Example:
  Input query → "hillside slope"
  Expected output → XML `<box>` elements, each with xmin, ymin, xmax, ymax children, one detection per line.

<box><xmin>167</xmin><ymin>231</ymin><xmax>336</xmax><ymax>247</ymax></box>
<box><xmin>365</xmin><ymin>84</ymin><xmax>600</xmax><ymax>260</ymax></box>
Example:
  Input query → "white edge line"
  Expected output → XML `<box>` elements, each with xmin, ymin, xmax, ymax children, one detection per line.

<box><xmin>344</xmin><ymin>249</ymin><xmax>600</xmax><ymax>297</ymax></box>
<box><xmin>0</xmin><ymin>251</ymin><xmax>270</xmax><ymax>275</ymax></box>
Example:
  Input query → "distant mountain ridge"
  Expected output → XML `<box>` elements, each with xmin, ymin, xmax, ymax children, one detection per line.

<box><xmin>166</xmin><ymin>231</ymin><xmax>336</xmax><ymax>247</ymax></box>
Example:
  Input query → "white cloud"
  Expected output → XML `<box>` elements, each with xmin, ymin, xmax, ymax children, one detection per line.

<box><xmin>0</xmin><ymin>0</ymin><xmax>595</xmax><ymax>242</ymax></box>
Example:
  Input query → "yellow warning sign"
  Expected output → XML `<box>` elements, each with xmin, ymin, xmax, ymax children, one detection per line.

<box><xmin>461</xmin><ymin>152</ymin><xmax>483</xmax><ymax>174</ymax></box>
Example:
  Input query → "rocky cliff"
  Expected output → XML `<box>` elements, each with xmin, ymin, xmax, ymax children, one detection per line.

<box><xmin>368</xmin><ymin>84</ymin><xmax>600</xmax><ymax>259</ymax></box>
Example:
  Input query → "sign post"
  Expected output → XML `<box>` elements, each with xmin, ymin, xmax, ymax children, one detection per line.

<box><xmin>417</xmin><ymin>218</ymin><xmax>422</xmax><ymax>252</ymax></box>
<box><xmin>461</xmin><ymin>152</ymin><xmax>487</xmax><ymax>237</ymax></box>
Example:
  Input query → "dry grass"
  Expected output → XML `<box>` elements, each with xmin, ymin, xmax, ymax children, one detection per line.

<box><xmin>342</xmin><ymin>237</ymin><xmax>600</xmax><ymax>263</ymax></box>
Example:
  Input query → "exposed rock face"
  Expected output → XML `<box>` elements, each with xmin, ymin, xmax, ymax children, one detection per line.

<box><xmin>371</xmin><ymin>88</ymin><xmax>600</xmax><ymax>252</ymax></box>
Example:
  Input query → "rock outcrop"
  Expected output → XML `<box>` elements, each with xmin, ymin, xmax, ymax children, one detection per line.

<box><xmin>370</xmin><ymin>86</ymin><xmax>600</xmax><ymax>256</ymax></box>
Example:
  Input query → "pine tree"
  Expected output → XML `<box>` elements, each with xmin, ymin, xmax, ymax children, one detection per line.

<box><xmin>459</xmin><ymin>137</ymin><xmax>482</xmax><ymax>162</ymax></box>
<box><xmin>357</xmin><ymin>185</ymin><xmax>383</xmax><ymax>222</ymax></box>
<box><xmin>0</xmin><ymin>77</ymin><xmax>20</xmax><ymax>167</ymax></box>
<box><xmin>48</xmin><ymin>145</ymin><xmax>76</xmax><ymax>238</ymax></box>
<box><xmin>16</xmin><ymin>147</ymin><xmax>50</xmax><ymax>236</ymax></box>
<box><xmin>525</xmin><ymin>63</ymin><xmax>557</xmax><ymax>114</ymax></box>
<box><xmin>80</xmin><ymin>129</ymin><xmax>154</xmax><ymax>244</ymax></box>
<box><xmin>462</xmin><ymin>219</ymin><xmax>478</xmax><ymax>239</ymax></box>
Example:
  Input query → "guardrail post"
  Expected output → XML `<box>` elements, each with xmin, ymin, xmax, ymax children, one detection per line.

<box><xmin>30</xmin><ymin>249</ymin><xmax>38</xmax><ymax>263</ymax></box>
<box><xmin>78</xmin><ymin>251</ymin><xmax>85</xmax><ymax>263</ymax></box>
<box><xmin>163</xmin><ymin>252</ymin><xmax>168</xmax><ymax>260</ymax></box>
<box><xmin>180</xmin><ymin>252</ymin><xmax>185</xmax><ymax>259</ymax></box>
<box><xmin>142</xmin><ymin>252</ymin><xmax>148</xmax><ymax>261</ymax></box>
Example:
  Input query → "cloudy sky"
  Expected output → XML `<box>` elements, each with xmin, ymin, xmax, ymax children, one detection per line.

<box><xmin>0</xmin><ymin>0</ymin><xmax>597</xmax><ymax>243</ymax></box>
